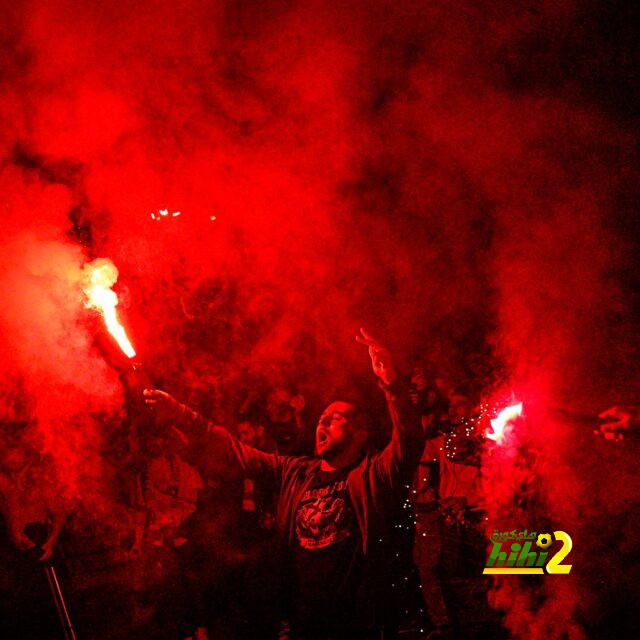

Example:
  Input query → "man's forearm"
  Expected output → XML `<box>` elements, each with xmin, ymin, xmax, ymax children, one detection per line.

<box><xmin>171</xmin><ymin>401</ymin><xmax>284</xmax><ymax>484</ymax></box>
<box><xmin>173</xmin><ymin>400</ymin><xmax>213</xmax><ymax>438</ymax></box>
<box><xmin>381</xmin><ymin>380</ymin><xmax>426</xmax><ymax>467</ymax></box>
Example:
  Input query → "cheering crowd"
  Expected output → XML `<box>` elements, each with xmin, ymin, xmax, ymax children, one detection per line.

<box><xmin>2</xmin><ymin>328</ymin><xmax>634</xmax><ymax>640</ymax></box>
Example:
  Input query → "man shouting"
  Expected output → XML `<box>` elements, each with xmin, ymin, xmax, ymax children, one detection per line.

<box><xmin>144</xmin><ymin>329</ymin><xmax>424</xmax><ymax>640</ymax></box>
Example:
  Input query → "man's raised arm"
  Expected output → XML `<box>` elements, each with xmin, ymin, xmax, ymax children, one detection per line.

<box><xmin>142</xmin><ymin>389</ymin><xmax>284</xmax><ymax>484</ymax></box>
<box><xmin>356</xmin><ymin>328</ymin><xmax>425</xmax><ymax>488</ymax></box>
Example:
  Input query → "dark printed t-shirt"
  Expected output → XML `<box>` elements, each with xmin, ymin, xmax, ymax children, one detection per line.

<box><xmin>292</xmin><ymin>466</ymin><xmax>364</xmax><ymax>631</ymax></box>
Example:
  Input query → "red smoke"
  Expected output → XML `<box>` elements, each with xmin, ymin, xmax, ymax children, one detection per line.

<box><xmin>1</xmin><ymin>0</ymin><xmax>639</xmax><ymax>636</ymax></box>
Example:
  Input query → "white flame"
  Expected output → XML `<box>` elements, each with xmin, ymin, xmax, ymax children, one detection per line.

<box><xmin>82</xmin><ymin>259</ymin><xmax>136</xmax><ymax>358</ymax></box>
<box><xmin>487</xmin><ymin>402</ymin><xmax>523</xmax><ymax>443</ymax></box>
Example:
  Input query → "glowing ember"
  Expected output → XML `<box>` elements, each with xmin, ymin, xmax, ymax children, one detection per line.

<box><xmin>151</xmin><ymin>209</ymin><xmax>181</xmax><ymax>221</ymax></box>
<box><xmin>82</xmin><ymin>259</ymin><xmax>136</xmax><ymax>358</ymax></box>
<box><xmin>487</xmin><ymin>402</ymin><xmax>523</xmax><ymax>443</ymax></box>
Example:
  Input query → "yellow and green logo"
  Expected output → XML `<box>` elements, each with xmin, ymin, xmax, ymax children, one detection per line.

<box><xmin>483</xmin><ymin>530</ymin><xmax>572</xmax><ymax>575</ymax></box>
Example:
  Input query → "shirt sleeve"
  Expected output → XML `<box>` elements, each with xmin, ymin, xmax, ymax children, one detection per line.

<box><xmin>371</xmin><ymin>380</ymin><xmax>426</xmax><ymax>492</ymax></box>
<box><xmin>176</xmin><ymin>402</ymin><xmax>287</xmax><ymax>486</ymax></box>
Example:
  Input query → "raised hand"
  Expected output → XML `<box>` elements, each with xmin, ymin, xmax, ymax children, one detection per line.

<box><xmin>39</xmin><ymin>539</ymin><xmax>55</xmax><ymax>562</ymax></box>
<box><xmin>598</xmin><ymin>405</ymin><xmax>638</xmax><ymax>440</ymax></box>
<box><xmin>13</xmin><ymin>531</ymin><xmax>36</xmax><ymax>551</ymax></box>
<box><xmin>355</xmin><ymin>327</ymin><xmax>396</xmax><ymax>386</ymax></box>
<box><xmin>289</xmin><ymin>394</ymin><xmax>306</xmax><ymax>415</ymax></box>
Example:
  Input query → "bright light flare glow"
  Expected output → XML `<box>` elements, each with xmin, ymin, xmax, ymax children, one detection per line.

<box><xmin>150</xmin><ymin>208</ymin><xmax>181</xmax><ymax>221</ymax></box>
<box><xmin>487</xmin><ymin>402</ymin><xmax>523</xmax><ymax>443</ymax></box>
<box><xmin>82</xmin><ymin>259</ymin><xmax>136</xmax><ymax>358</ymax></box>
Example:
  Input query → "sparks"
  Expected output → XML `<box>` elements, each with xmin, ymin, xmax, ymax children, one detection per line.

<box><xmin>151</xmin><ymin>209</ymin><xmax>181</xmax><ymax>221</ymax></box>
<box><xmin>82</xmin><ymin>259</ymin><xmax>136</xmax><ymax>358</ymax></box>
<box><xmin>487</xmin><ymin>402</ymin><xmax>523</xmax><ymax>443</ymax></box>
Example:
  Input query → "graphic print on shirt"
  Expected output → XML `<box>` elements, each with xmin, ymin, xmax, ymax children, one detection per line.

<box><xmin>295</xmin><ymin>479</ymin><xmax>355</xmax><ymax>549</ymax></box>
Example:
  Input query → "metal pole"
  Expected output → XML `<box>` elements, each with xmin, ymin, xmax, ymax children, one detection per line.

<box><xmin>43</xmin><ymin>562</ymin><xmax>77</xmax><ymax>640</ymax></box>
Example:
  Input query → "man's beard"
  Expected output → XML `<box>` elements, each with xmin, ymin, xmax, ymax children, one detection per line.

<box><xmin>315</xmin><ymin>436</ymin><xmax>349</xmax><ymax>460</ymax></box>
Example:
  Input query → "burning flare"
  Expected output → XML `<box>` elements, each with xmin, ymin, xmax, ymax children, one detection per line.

<box><xmin>487</xmin><ymin>402</ymin><xmax>523</xmax><ymax>443</ymax></box>
<box><xmin>82</xmin><ymin>259</ymin><xmax>136</xmax><ymax>358</ymax></box>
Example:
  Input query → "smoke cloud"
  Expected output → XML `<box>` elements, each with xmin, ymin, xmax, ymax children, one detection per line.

<box><xmin>1</xmin><ymin>0</ymin><xmax>638</xmax><ymax>636</ymax></box>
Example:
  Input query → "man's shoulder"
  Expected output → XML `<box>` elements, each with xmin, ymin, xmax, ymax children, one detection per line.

<box><xmin>360</xmin><ymin>450</ymin><xmax>381</xmax><ymax>466</ymax></box>
<box><xmin>280</xmin><ymin>454</ymin><xmax>320</xmax><ymax>477</ymax></box>
<box><xmin>284</xmin><ymin>454</ymin><xmax>317</xmax><ymax>469</ymax></box>
<box><xmin>340</xmin><ymin>453</ymin><xmax>375</xmax><ymax>483</ymax></box>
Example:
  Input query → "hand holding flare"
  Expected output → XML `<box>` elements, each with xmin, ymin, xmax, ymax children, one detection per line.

<box><xmin>143</xmin><ymin>388</ymin><xmax>183</xmax><ymax>422</ymax></box>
